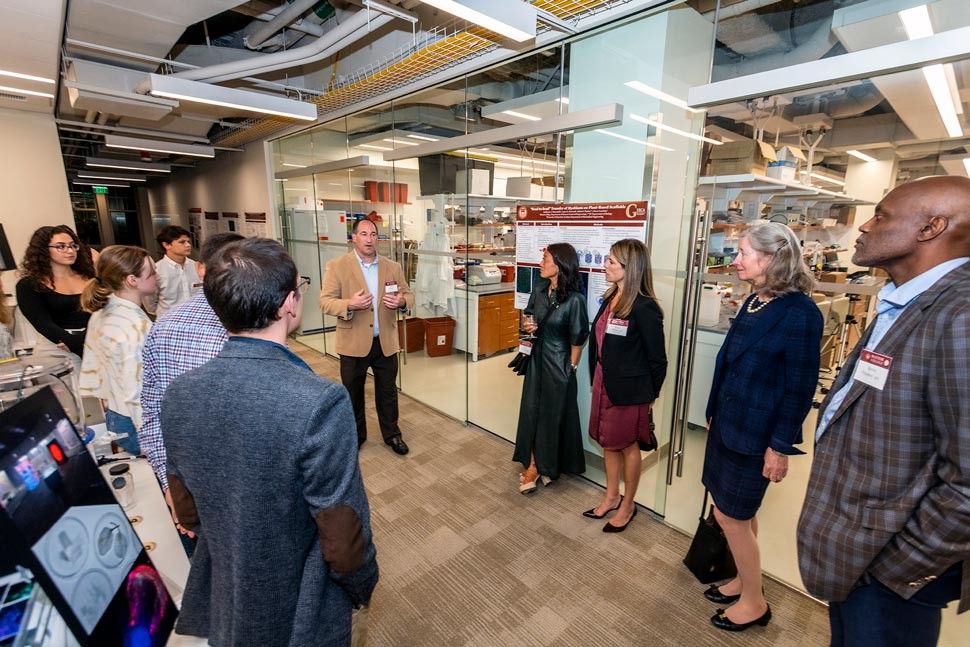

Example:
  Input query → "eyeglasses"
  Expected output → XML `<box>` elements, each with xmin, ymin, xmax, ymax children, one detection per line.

<box><xmin>49</xmin><ymin>243</ymin><xmax>80</xmax><ymax>252</ymax></box>
<box><xmin>296</xmin><ymin>277</ymin><xmax>310</xmax><ymax>295</ymax></box>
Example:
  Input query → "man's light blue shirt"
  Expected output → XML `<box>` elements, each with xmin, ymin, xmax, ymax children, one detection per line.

<box><xmin>816</xmin><ymin>257</ymin><xmax>969</xmax><ymax>440</ymax></box>
<box><xmin>355</xmin><ymin>251</ymin><xmax>380</xmax><ymax>337</ymax></box>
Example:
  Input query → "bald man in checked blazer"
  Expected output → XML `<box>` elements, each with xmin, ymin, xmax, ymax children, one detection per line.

<box><xmin>797</xmin><ymin>176</ymin><xmax>970</xmax><ymax>647</ymax></box>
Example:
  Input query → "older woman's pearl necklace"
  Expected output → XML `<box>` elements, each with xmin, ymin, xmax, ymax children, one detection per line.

<box><xmin>746</xmin><ymin>295</ymin><xmax>775</xmax><ymax>313</ymax></box>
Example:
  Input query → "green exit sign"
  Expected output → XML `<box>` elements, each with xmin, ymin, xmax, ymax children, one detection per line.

<box><xmin>93</xmin><ymin>185</ymin><xmax>109</xmax><ymax>194</ymax></box>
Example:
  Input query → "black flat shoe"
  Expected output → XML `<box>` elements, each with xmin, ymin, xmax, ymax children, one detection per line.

<box><xmin>603</xmin><ymin>506</ymin><xmax>637</xmax><ymax>533</ymax></box>
<box><xmin>582</xmin><ymin>496</ymin><xmax>623</xmax><ymax>519</ymax></box>
<box><xmin>388</xmin><ymin>437</ymin><xmax>409</xmax><ymax>456</ymax></box>
<box><xmin>711</xmin><ymin>605</ymin><xmax>771</xmax><ymax>632</ymax></box>
<box><xmin>704</xmin><ymin>584</ymin><xmax>741</xmax><ymax>605</ymax></box>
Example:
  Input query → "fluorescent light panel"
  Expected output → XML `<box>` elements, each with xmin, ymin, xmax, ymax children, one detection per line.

<box><xmin>282</xmin><ymin>162</ymin><xmax>307</xmax><ymax>168</ymax></box>
<box><xmin>0</xmin><ymin>69</ymin><xmax>55</xmax><ymax>84</ymax></box>
<box><xmin>0</xmin><ymin>84</ymin><xmax>54</xmax><ymax>99</ymax></box>
<box><xmin>104</xmin><ymin>134</ymin><xmax>215</xmax><ymax>158</ymax></box>
<box><xmin>361</xmin><ymin>0</ymin><xmax>418</xmax><ymax>23</ymax></box>
<box><xmin>73</xmin><ymin>180</ymin><xmax>130</xmax><ymax>187</ymax></box>
<box><xmin>846</xmin><ymin>149</ymin><xmax>877</xmax><ymax>163</ymax></box>
<box><xmin>147</xmin><ymin>74</ymin><xmax>317</xmax><ymax>121</ymax></box>
<box><xmin>420</xmin><ymin>0</ymin><xmax>536</xmax><ymax>42</ymax></box>
<box><xmin>501</xmin><ymin>110</ymin><xmax>541</xmax><ymax>122</ymax></box>
<box><xmin>898</xmin><ymin>6</ymin><xmax>963</xmax><ymax>138</ymax></box>
<box><xmin>625</xmin><ymin>81</ymin><xmax>704</xmax><ymax>114</ymax></box>
<box><xmin>629</xmin><ymin>113</ymin><xmax>722</xmax><ymax>145</ymax></box>
<box><xmin>77</xmin><ymin>171</ymin><xmax>147</xmax><ymax>182</ymax></box>
<box><xmin>407</xmin><ymin>134</ymin><xmax>439</xmax><ymax>141</ymax></box>
<box><xmin>86</xmin><ymin>157</ymin><xmax>170</xmax><ymax>173</ymax></box>
<box><xmin>383</xmin><ymin>103</ymin><xmax>623</xmax><ymax>162</ymax></box>
<box><xmin>594</xmin><ymin>129</ymin><xmax>674</xmax><ymax>152</ymax></box>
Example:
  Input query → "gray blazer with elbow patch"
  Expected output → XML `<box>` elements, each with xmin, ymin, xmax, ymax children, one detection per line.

<box><xmin>163</xmin><ymin>337</ymin><xmax>378</xmax><ymax>647</ymax></box>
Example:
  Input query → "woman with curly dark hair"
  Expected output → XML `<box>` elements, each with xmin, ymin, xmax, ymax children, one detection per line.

<box><xmin>16</xmin><ymin>225</ymin><xmax>97</xmax><ymax>357</ymax></box>
<box><xmin>513</xmin><ymin>242</ymin><xmax>590</xmax><ymax>493</ymax></box>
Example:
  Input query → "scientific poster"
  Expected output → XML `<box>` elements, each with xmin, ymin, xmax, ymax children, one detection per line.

<box><xmin>514</xmin><ymin>201</ymin><xmax>648</xmax><ymax>320</ymax></box>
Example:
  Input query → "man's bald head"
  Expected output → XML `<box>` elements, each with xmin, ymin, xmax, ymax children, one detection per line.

<box><xmin>853</xmin><ymin>176</ymin><xmax>970</xmax><ymax>284</ymax></box>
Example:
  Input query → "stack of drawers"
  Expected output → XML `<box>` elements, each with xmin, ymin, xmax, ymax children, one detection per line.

<box><xmin>478</xmin><ymin>293</ymin><xmax>519</xmax><ymax>357</ymax></box>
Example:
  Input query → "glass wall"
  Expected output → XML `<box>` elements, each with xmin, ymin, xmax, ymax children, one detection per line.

<box><xmin>271</xmin><ymin>4</ymin><xmax>712</xmax><ymax>518</ymax></box>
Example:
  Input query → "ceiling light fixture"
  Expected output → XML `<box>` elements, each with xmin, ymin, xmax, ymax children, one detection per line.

<box><xmin>382</xmin><ymin>138</ymin><xmax>419</xmax><ymax>146</ymax></box>
<box><xmin>282</xmin><ymin>162</ymin><xmax>307</xmax><ymax>168</ymax></box>
<box><xmin>801</xmin><ymin>171</ymin><xmax>846</xmax><ymax>186</ymax></box>
<box><xmin>420</xmin><ymin>0</ymin><xmax>537</xmax><ymax>42</ymax></box>
<box><xmin>898</xmin><ymin>6</ymin><xmax>963</xmax><ymax>138</ymax></box>
<box><xmin>501</xmin><ymin>110</ymin><xmax>541</xmax><ymax>122</ymax></box>
<box><xmin>625</xmin><ymin>81</ymin><xmax>704</xmax><ymax>115</ymax></box>
<box><xmin>359</xmin><ymin>144</ymin><xmax>393</xmax><ymax>151</ymax></box>
<box><xmin>274</xmin><ymin>155</ymin><xmax>371</xmax><ymax>180</ymax></box>
<box><xmin>629</xmin><ymin>113</ymin><xmax>723</xmax><ymax>145</ymax></box>
<box><xmin>0</xmin><ymin>84</ymin><xmax>54</xmax><ymax>99</ymax></box>
<box><xmin>0</xmin><ymin>70</ymin><xmax>55</xmax><ymax>84</ymax></box>
<box><xmin>146</xmin><ymin>74</ymin><xmax>317</xmax><ymax>121</ymax></box>
<box><xmin>86</xmin><ymin>157</ymin><xmax>170</xmax><ymax>173</ymax></box>
<box><xmin>407</xmin><ymin>134</ymin><xmax>439</xmax><ymax>141</ymax></box>
<box><xmin>72</xmin><ymin>180</ymin><xmax>130</xmax><ymax>188</ymax></box>
<box><xmin>594</xmin><ymin>129</ymin><xmax>674</xmax><ymax>152</ymax></box>
<box><xmin>77</xmin><ymin>171</ymin><xmax>147</xmax><ymax>182</ymax></box>
<box><xmin>383</xmin><ymin>104</ymin><xmax>624</xmax><ymax>162</ymax></box>
<box><xmin>104</xmin><ymin>134</ymin><xmax>215</xmax><ymax>158</ymax></box>
<box><xmin>846</xmin><ymin>150</ymin><xmax>877</xmax><ymax>163</ymax></box>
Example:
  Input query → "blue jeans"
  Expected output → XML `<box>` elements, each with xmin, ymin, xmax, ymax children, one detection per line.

<box><xmin>105</xmin><ymin>409</ymin><xmax>140</xmax><ymax>456</ymax></box>
<box><xmin>828</xmin><ymin>562</ymin><xmax>962</xmax><ymax>647</ymax></box>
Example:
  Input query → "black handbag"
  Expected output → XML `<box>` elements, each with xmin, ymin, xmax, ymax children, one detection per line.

<box><xmin>682</xmin><ymin>490</ymin><xmax>737</xmax><ymax>584</ymax></box>
<box><xmin>636</xmin><ymin>408</ymin><xmax>657</xmax><ymax>451</ymax></box>
<box><xmin>507</xmin><ymin>304</ymin><xmax>556</xmax><ymax>376</ymax></box>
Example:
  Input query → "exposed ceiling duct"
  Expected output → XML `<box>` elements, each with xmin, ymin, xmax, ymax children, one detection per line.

<box><xmin>244</xmin><ymin>0</ymin><xmax>326</xmax><ymax>49</ymax></box>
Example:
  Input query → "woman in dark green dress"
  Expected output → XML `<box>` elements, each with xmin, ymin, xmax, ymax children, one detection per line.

<box><xmin>513</xmin><ymin>243</ymin><xmax>590</xmax><ymax>493</ymax></box>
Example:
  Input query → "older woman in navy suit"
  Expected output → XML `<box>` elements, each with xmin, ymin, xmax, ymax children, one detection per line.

<box><xmin>703</xmin><ymin>222</ymin><xmax>822</xmax><ymax>632</ymax></box>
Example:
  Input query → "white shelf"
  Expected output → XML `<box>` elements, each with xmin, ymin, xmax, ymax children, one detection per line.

<box><xmin>697</xmin><ymin>173</ymin><xmax>873</xmax><ymax>207</ymax></box>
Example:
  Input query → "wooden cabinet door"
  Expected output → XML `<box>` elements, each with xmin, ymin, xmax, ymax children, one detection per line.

<box><xmin>478</xmin><ymin>305</ymin><xmax>501</xmax><ymax>356</ymax></box>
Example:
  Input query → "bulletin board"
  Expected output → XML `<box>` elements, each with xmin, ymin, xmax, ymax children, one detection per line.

<box><xmin>514</xmin><ymin>201</ymin><xmax>648</xmax><ymax>320</ymax></box>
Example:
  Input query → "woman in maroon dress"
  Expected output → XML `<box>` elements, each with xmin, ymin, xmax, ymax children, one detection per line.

<box><xmin>583</xmin><ymin>239</ymin><xmax>667</xmax><ymax>532</ymax></box>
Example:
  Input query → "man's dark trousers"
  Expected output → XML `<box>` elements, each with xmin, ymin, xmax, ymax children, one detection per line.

<box><xmin>339</xmin><ymin>336</ymin><xmax>401</xmax><ymax>445</ymax></box>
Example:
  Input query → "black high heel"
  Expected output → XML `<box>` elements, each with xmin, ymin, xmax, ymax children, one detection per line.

<box><xmin>581</xmin><ymin>496</ymin><xmax>623</xmax><ymax>519</ymax></box>
<box><xmin>711</xmin><ymin>605</ymin><xmax>771</xmax><ymax>632</ymax></box>
<box><xmin>603</xmin><ymin>505</ymin><xmax>637</xmax><ymax>533</ymax></box>
<box><xmin>704</xmin><ymin>584</ymin><xmax>741</xmax><ymax>605</ymax></box>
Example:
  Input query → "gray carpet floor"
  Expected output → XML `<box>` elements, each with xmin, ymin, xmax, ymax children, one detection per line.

<box><xmin>293</xmin><ymin>342</ymin><xmax>831</xmax><ymax>647</ymax></box>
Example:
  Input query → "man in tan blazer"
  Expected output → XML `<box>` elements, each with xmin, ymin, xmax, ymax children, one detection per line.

<box><xmin>798</xmin><ymin>176</ymin><xmax>970</xmax><ymax>646</ymax></box>
<box><xmin>320</xmin><ymin>218</ymin><xmax>414</xmax><ymax>455</ymax></box>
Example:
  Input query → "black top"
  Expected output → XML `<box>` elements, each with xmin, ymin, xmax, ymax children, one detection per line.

<box><xmin>15</xmin><ymin>279</ymin><xmax>89</xmax><ymax>356</ymax></box>
<box><xmin>588</xmin><ymin>292</ymin><xmax>667</xmax><ymax>406</ymax></box>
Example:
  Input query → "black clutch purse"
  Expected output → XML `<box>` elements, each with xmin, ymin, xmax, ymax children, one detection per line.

<box><xmin>636</xmin><ymin>408</ymin><xmax>657</xmax><ymax>451</ymax></box>
<box><xmin>507</xmin><ymin>351</ymin><xmax>530</xmax><ymax>376</ymax></box>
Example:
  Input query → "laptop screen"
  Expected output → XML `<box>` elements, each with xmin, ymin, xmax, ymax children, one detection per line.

<box><xmin>0</xmin><ymin>387</ymin><xmax>177</xmax><ymax>646</ymax></box>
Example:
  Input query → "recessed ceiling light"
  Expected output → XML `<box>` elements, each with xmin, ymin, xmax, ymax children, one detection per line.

<box><xmin>846</xmin><ymin>150</ymin><xmax>877</xmax><ymax>163</ymax></box>
<box><xmin>630</xmin><ymin>113</ymin><xmax>723</xmax><ymax>145</ymax></box>
<box><xmin>0</xmin><ymin>69</ymin><xmax>55</xmax><ymax>84</ymax></box>
<box><xmin>594</xmin><ymin>129</ymin><xmax>674</xmax><ymax>152</ymax></box>
<box><xmin>625</xmin><ymin>80</ymin><xmax>704</xmax><ymax>115</ymax></box>
<box><xmin>0</xmin><ymin>84</ymin><xmax>54</xmax><ymax>99</ymax></box>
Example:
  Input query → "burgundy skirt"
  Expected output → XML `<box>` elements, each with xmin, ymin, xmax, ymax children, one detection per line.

<box><xmin>588</xmin><ymin>360</ymin><xmax>652</xmax><ymax>451</ymax></box>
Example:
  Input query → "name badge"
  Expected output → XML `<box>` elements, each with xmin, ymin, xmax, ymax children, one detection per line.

<box><xmin>606</xmin><ymin>318</ymin><xmax>629</xmax><ymax>336</ymax></box>
<box><xmin>384</xmin><ymin>281</ymin><xmax>399</xmax><ymax>294</ymax></box>
<box><xmin>518</xmin><ymin>340</ymin><xmax>533</xmax><ymax>355</ymax></box>
<box><xmin>853</xmin><ymin>349</ymin><xmax>893</xmax><ymax>391</ymax></box>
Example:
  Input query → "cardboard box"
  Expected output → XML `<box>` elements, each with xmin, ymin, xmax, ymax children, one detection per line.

<box><xmin>710</xmin><ymin>140</ymin><xmax>777</xmax><ymax>176</ymax></box>
<box><xmin>457</xmin><ymin>169</ymin><xmax>491</xmax><ymax>195</ymax></box>
<box><xmin>820</xmin><ymin>271</ymin><xmax>847</xmax><ymax>283</ymax></box>
<box><xmin>830</xmin><ymin>205</ymin><xmax>856</xmax><ymax>224</ymax></box>
<box><xmin>766</xmin><ymin>145</ymin><xmax>806</xmax><ymax>181</ymax></box>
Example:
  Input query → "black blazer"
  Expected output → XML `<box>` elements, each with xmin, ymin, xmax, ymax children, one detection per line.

<box><xmin>588</xmin><ymin>293</ymin><xmax>667</xmax><ymax>406</ymax></box>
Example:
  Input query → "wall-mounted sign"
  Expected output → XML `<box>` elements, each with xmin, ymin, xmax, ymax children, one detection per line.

<box><xmin>92</xmin><ymin>186</ymin><xmax>108</xmax><ymax>194</ymax></box>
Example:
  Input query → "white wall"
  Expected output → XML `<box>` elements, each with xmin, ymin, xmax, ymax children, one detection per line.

<box><xmin>0</xmin><ymin>107</ymin><xmax>75</xmax><ymax>288</ymax></box>
<box><xmin>145</xmin><ymin>140</ymin><xmax>275</xmax><ymax>246</ymax></box>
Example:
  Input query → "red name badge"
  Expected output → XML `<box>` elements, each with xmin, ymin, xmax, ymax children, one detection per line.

<box><xmin>606</xmin><ymin>318</ymin><xmax>629</xmax><ymax>336</ymax></box>
<box><xmin>854</xmin><ymin>349</ymin><xmax>893</xmax><ymax>390</ymax></box>
<box><xmin>384</xmin><ymin>281</ymin><xmax>399</xmax><ymax>294</ymax></box>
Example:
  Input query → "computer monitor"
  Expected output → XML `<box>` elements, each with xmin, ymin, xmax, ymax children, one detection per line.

<box><xmin>0</xmin><ymin>388</ymin><xmax>177</xmax><ymax>646</ymax></box>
